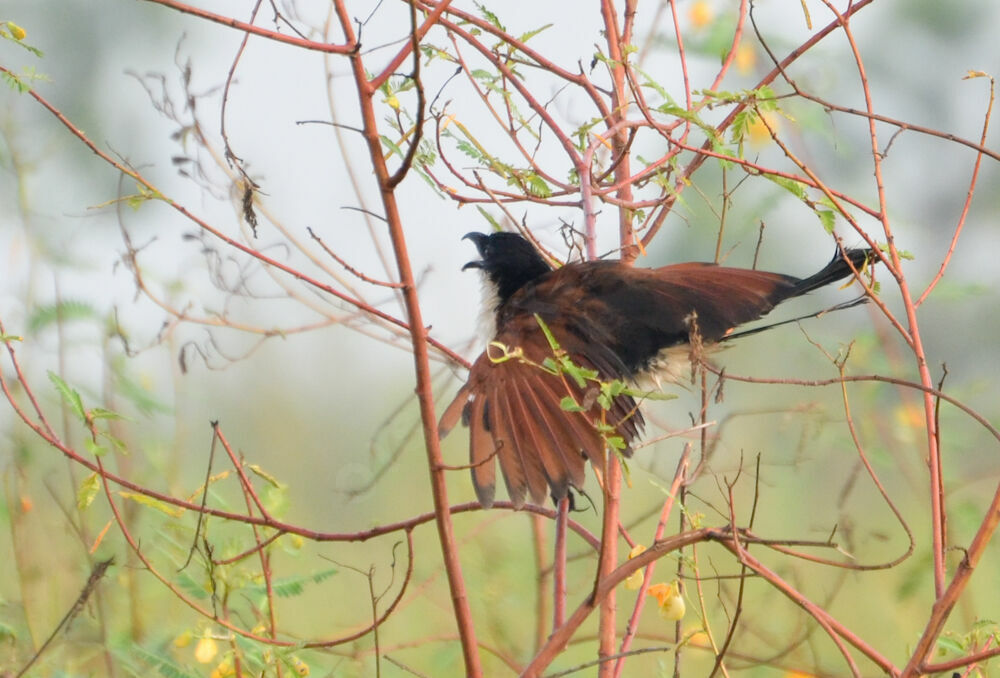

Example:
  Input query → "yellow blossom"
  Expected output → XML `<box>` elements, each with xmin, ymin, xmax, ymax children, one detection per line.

<box><xmin>689</xmin><ymin>1</ymin><xmax>713</xmax><ymax>29</ymax></box>
<box><xmin>647</xmin><ymin>581</ymin><xmax>685</xmax><ymax>621</ymax></box>
<box><xmin>7</xmin><ymin>22</ymin><xmax>26</xmax><ymax>41</ymax></box>
<box><xmin>623</xmin><ymin>544</ymin><xmax>647</xmax><ymax>590</ymax></box>
<box><xmin>747</xmin><ymin>112</ymin><xmax>780</xmax><ymax>149</ymax></box>
<box><xmin>210</xmin><ymin>660</ymin><xmax>235</xmax><ymax>678</ymax></box>
<box><xmin>290</xmin><ymin>656</ymin><xmax>310</xmax><ymax>676</ymax></box>
<box><xmin>173</xmin><ymin>630</ymin><xmax>193</xmax><ymax>648</ymax></box>
<box><xmin>735</xmin><ymin>44</ymin><xmax>756</xmax><ymax>75</ymax></box>
<box><xmin>194</xmin><ymin>636</ymin><xmax>218</xmax><ymax>663</ymax></box>
<box><xmin>688</xmin><ymin>630</ymin><xmax>711</xmax><ymax>647</ymax></box>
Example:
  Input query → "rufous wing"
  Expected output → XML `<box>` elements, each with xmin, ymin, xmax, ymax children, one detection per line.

<box><xmin>440</xmin><ymin>329</ymin><xmax>641</xmax><ymax>508</ymax></box>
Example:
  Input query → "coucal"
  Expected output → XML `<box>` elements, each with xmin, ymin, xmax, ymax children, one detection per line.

<box><xmin>440</xmin><ymin>231</ymin><xmax>872</xmax><ymax>508</ymax></box>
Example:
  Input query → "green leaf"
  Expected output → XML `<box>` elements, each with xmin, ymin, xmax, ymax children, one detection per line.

<box><xmin>878</xmin><ymin>244</ymin><xmax>915</xmax><ymax>260</ymax></box>
<box><xmin>475</xmin><ymin>2</ymin><xmax>506</xmax><ymax>31</ymax></box>
<box><xmin>934</xmin><ymin>635</ymin><xmax>965</xmax><ymax>654</ymax></box>
<box><xmin>48</xmin><ymin>371</ymin><xmax>86</xmax><ymax>422</ymax></box>
<box><xmin>380</xmin><ymin>135</ymin><xmax>404</xmax><ymax>159</ymax></box>
<box><xmin>129</xmin><ymin>643</ymin><xmax>200</xmax><ymax>678</ymax></box>
<box><xmin>816</xmin><ymin>209</ymin><xmax>836</xmax><ymax>233</ymax></box>
<box><xmin>755</xmin><ymin>85</ymin><xmax>778</xmax><ymax>111</ymax></box>
<box><xmin>534</xmin><ymin>314</ymin><xmax>562</xmax><ymax>351</ymax></box>
<box><xmin>250</xmin><ymin>568</ymin><xmax>339</xmax><ymax>599</ymax></box>
<box><xmin>559</xmin><ymin>396</ymin><xmax>585</xmax><ymax>412</ymax></box>
<box><xmin>455</xmin><ymin>139</ymin><xmax>485</xmax><ymax>162</ymax></box>
<box><xmin>562</xmin><ymin>362</ymin><xmax>597</xmax><ymax>388</ymax></box>
<box><xmin>524</xmin><ymin>172</ymin><xmax>552</xmax><ymax>198</ymax></box>
<box><xmin>624</xmin><ymin>388</ymin><xmax>678</xmax><ymax>401</ymax></box>
<box><xmin>77</xmin><ymin>472</ymin><xmax>101</xmax><ymax>510</ymax></box>
<box><xmin>475</xmin><ymin>206</ymin><xmax>502</xmax><ymax>231</ymax></box>
<box><xmin>604</xmin><ymin>381</ymin><xmax>627</xmax><ymax>397</ymax></box>
<box><xmin>0</xmin><ymin>620</ymin><xmax>17</xmax><ymax>642</ymax></box>
<box><xmin>90</xmin><ymin>407</ymin><xmax>128</xmax><ymax>421</ymax></box>
<box><xmin>764</xmin><ymin>173</ymin><xmax>807</xmax><ymax>200</ymax></box>
<box><xmin>175</xmin><ymin>570</ymin><xmax>210</xmax><ymax>601</ymax></box>
<box><xmin>263</xmin><ymin>484</ymin><xmax>289</xmax><ymax>518</ymax></box>
<box><xmin>1</xmin><ymin>70</ymin><xmax>29</xmax><ymax>93</ymax></box>
<box><xmin>248</xmin><ymin>464</ymin><xmax>283</xmax><ymax>488</ymax></box>
<box><xmin>124</xmin><ymin>193</ymin><xmax>148</xmax><ymax>210</ymax></box>
<box><xmin>517</xmin><ymin>23</ymin><xmax>553</xmax><ymax>44</ymax></box>
<box><xmin>28</xmin><ymin>300</ymin><xmax>98</xmax><ymax>333</ymax></box>
<box><xmin>103</xmin><ymin>432</ymin><xmax>129</xmax><ymax>455</ymax></box>
<box><xmin>112</xmin><ymin>365</ymin><xmax>172</xmax><ymax>416</ymax></box>
<box><xmin>84</xmin><ymin>439</ymin><xmax>108</xmax><ymax>457</ymax></box>
<box><xmin>28</xmin><ymin>300</ymin><xmax>98</xmax><ymax>334</ymax></box>
<box><xmin>730</xmin><ymin>108</ymin><xmax>756</xmax><ymax>145</ymax></box>
<box><xmin>0</xmin><ymin>30</ymin><xmax>44</xmax><ymax>58</ymax></box>
<box><xmin>618</xmin><ymin>453</ymin><xmax>631</xmax><ymax>485</ymax></box>
<box><xmin>118</xmin><ymin>491</ymin><xmax>185</xmax><ymax>518</ymax></box>
<box><xmin>710</xmin><ymin>144</ymin><xmax>737</xmax><ymax>171</ymax></box>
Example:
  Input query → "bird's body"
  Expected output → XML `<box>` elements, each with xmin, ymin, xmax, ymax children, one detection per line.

<box><xmin>440</xmin><ymin>232</ymin><xmax>871</xmax><ymax>508</ymax></box>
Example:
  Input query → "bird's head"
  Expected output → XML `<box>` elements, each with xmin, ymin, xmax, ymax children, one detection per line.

<box><xmin>462</xmin><ymin>232</ymin><xmax>552</xmax><ymax>306</ymax></box>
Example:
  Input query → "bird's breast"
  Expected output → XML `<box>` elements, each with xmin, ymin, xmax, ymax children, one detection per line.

<box><xmin>474</xmin><ymin>275</ymin><xmax>501</xmax><ymax>342</ymax></box>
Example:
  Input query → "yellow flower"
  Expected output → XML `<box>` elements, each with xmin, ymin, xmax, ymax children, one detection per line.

<box><xmin>210</xmin><ymin>660</ymin><xmax>235</xmax><ymax>678</ymax></box>
<box><xmin>290</xmin><ymin>656</ymin><xmax>310</xmax><ymax>676</ymax></box>
<box><xmin>747</xmin><ymin>112</ymin><xmax>780</xmax><ymax>149</ymax></box>
<box><xmin>689</xmin><ymin>1</ymin><xmax>713</xmax><ymax>29</ymax></box>
<box><xmin>623</xmin><ymin>544</ymin><xmax>647</xmax><ymax>591</ymax></box>
<box><xmin>735</xmin><ymin>44</ymin><xmax>756</xmax><ymax>75</ymax></box>
<box><xmin>687</xmin><ymin>630</ymin><xmax>710</xmax><ymax>647</ymax></box>
<box><xmin>194</xmin><ymin>636</ymin><xmax>218</xmax><ymax>663</ymax></box>
<box><xmin>647</xmin><ymin>581</ymin><xmax>685</xmax><ymax>621</ymax></box>
<box><xmin>7</xmin><ymin>22</ymin><xmax>26</xmax><ymax>41</ymax></box>
<box><xmin>173</xmin><ymin>630</ymin><xmax>193</xmax><ymax>648</ymax></box>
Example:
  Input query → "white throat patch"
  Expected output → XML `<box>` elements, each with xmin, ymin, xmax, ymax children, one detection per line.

<box><xmin>474</xmin><ymin>273</ymin><xmax>501</xmax><ymax>342</ymax></box>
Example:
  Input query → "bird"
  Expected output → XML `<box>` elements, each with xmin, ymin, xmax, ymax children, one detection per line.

<box><xmin>439</xmin><ymin>231</ymin><xmax>873</xmax><ymax>509</ymax></box>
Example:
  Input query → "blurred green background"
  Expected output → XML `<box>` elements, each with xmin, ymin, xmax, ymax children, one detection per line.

<box><xmin>1</xmin><ymin>1</ymin><xmax>999</xmax><ymax>676</ymax></box>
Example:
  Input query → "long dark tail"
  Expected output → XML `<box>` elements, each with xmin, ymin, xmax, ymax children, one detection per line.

<box><xmin>723</xmin><ymin>248</ymin><xmax>874</xmax><ymax>342</ymax></box>
<box><xmin>792</xmin><ymin>248</ymin><xmax>873</xmax><ymax>296</ymax></box>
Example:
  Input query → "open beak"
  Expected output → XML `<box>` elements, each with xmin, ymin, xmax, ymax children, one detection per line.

<box><xmin>462</xmin><ymin>232</ymin><xmax>488</xmax><ymax>270</ymax></box>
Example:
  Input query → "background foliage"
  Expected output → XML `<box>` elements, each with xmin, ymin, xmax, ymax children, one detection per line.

<box><xmin>1</xmin><ymin>1</ymin><xmax>999</xmax><ymax>676</ymax></box>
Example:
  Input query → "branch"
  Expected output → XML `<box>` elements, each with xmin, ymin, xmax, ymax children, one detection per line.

<box><xmin>140</xmin><ymin>0</ymin><xmax>357</xmax><ymax>53</ymax></box>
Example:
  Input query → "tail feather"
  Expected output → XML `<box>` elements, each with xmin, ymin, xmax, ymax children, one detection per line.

<box><xmin>792</xmin><ymin>248</ymin><xmax>873</xmax><ymax>296</ymax></box>
<box><xmin>722</xmin><ymin>248</ymin><xmax>873</xmax><ymax>343</ymax></box>
<box><xmin>723</xmin><ymin>296</ymin><xmax>868</xmax><ymax>342</ymax></box>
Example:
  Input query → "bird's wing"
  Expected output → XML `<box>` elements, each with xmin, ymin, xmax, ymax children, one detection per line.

<box><xmin>500</xmin><ymin>261</ymin><xmax>802</xmax><ymax>376</ymax></box>
<box><xmin>439</xmin><ymin>313</ymin><xmax>642</xmax><ymax>508</ymax></box>
<box><xmin>638</xmin><ymin>263</ymin><xmax>802</xmax><ymax>340</ymax></box>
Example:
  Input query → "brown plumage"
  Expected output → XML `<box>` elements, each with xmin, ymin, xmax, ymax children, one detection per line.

<box><xmin>439</xmin><ymin>232</ymin><xmax>872</xmax><ymax>508</ymax></box>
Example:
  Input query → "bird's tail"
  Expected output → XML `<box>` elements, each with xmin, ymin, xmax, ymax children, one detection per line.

<box><xmin>791</xmin><ymin>248</ymin><xmax>873</xmax><ymax>296</ymax></box>
<box><xmin>722</xmin><ymin>248</ymin><xmax>874</xmax><ymax>342</ymax></box>
<box><xmin>722</xmin><ymin>296</ymin><xmax>868</xmax><ymax>341</ymax></box>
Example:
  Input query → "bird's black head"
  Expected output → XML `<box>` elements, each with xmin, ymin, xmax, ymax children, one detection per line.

<box><xmin>462</xmin><ymin>232</ymin><xmax>553</xmax><ymax>304</ymax></box>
